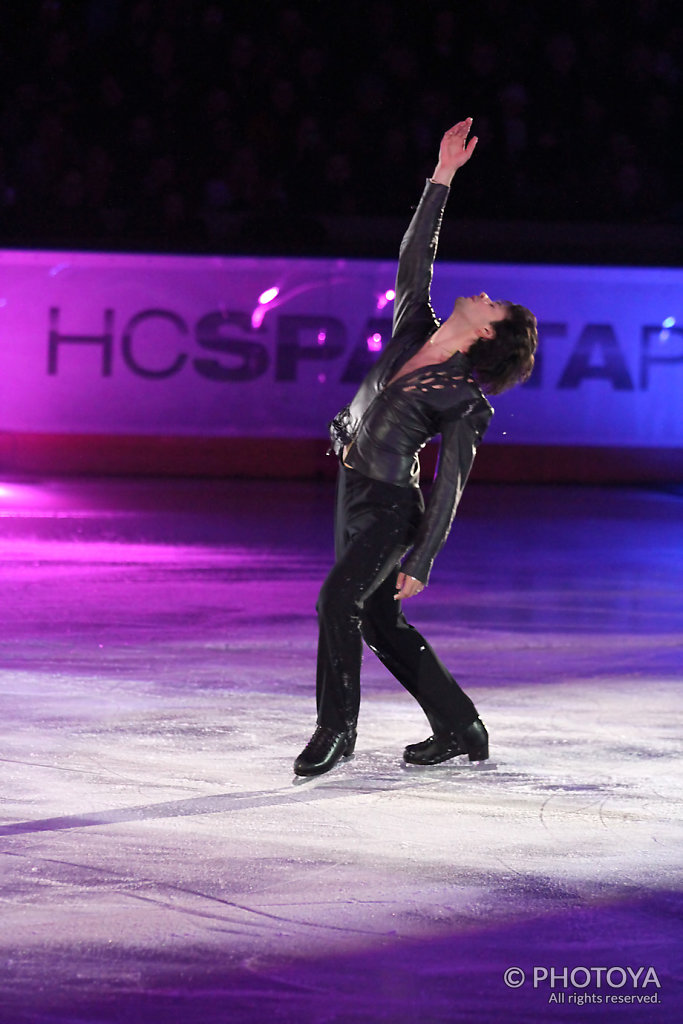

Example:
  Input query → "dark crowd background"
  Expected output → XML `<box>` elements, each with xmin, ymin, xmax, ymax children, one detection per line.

<box><xmin>0</xmin><ymin>0</ymin><xmax>681</xmax><ymax>256</ymax></box>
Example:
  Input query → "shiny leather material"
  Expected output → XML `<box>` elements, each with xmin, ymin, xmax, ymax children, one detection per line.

<box><xmin>293</xmin><ymin>725</ymin><xmax>357</xmax><ymax>777</ymax></box>
<box><xmin>328</xmin><ymin>181</ymin><xmax>493</xmax><ymax>585</ymax></box>
<box><xmin>403</xmin><ymin>718</ymin><xmax>489</xmax><ymax>765</ymax></box>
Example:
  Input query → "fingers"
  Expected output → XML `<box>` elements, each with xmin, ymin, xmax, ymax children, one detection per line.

<box><xmin>462</xmin><ymin>134</ymin><xmax>478</xmax><ymax>160</ymax></box>
<box><xmin>394</xmin><ymin>573</ymin><xmax>425</xmax><ymax>600</ymax></box>
<box><xmin>439</xmin><ymin>119</ymin><xmax>477</xmax><ymax>169</ymax></box>
<box><xmin>444</xmin><ymin>117</ymin><xmax>473</xmax><ymax>138</ymax></box>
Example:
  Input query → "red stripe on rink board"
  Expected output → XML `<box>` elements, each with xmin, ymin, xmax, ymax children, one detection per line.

<box><xmin>0</xmin><ymin>433</ymin><xmax>682</xmax><ymax>483</ymax></box>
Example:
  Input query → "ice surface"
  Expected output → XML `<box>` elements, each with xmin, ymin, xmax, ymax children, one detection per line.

<box><xmin>0</xmin><ymin>478</ymin><xmax>681</xmax><ymax>1023</ymax></box>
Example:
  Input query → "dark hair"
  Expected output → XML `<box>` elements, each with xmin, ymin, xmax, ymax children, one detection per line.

<box><xmin>467</xmin><ymin>302</ymin><xmax>538</xmax><ymax>395</ymax></box>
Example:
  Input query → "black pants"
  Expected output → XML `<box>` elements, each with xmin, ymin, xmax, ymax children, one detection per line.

<box><xmin>315</xmin><ymin>464</ymin><xmax>478</xmax><ymax>736</ymax></box>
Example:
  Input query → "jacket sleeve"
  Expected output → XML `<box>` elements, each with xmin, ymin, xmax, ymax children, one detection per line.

<box><xmin>392</xmin><ymin>179</ymin><xmax>450</xmax><ymax>337</ymax></box>
<box><xmin>401</xmin><ymin>397</ymin><xmax>492</xmax><ymax>586</ymax></box>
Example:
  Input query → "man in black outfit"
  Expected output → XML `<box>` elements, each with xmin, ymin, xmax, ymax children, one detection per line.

<box><xmin>294</xmin><ymin>118</ymin><xmax>538</xmax><ymax>777</ymax></box>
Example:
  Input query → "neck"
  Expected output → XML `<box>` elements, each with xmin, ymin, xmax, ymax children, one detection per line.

<box><xmin>428</xmin><ymin>313</ymin><xmax>478</xmax><ymax>357</ymax></box>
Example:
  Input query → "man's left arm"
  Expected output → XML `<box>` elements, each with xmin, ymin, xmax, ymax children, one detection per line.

<box><xmin>396</xmin><ymin>397</ymin><xmax>492</xmax><ymax>598</ymax></box>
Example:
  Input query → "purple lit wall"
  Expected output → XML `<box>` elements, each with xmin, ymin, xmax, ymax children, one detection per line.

<box><xmin>0</xmin><ymin>249</ymin><xmax>681</xmax><ymax>470</ymax></box>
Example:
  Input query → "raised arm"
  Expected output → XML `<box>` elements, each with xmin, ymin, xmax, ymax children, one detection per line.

<box><xmin>392</xmin><ymin>119</ymin><xmax>479</xmax><ymax>337</ymax></box>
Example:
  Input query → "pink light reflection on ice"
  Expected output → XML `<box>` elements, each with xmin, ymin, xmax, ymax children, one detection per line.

<box><xmin>367</xmin><ymin>333</ymin><xmax>383</xmax><ymax>352</ymax></box>
<box><xmin>376</xmin><ymin>288</ymin><xmax>396</xmax><ymax>311</ymax></box>
<box><xmin>0</xmin><ymin>480</ymin><xmax>65</xmax><ymax>509</ymax></box>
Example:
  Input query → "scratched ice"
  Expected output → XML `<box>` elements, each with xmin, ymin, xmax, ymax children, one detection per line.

<box><xmin>0</xmin><ymin>477</ymin><xmax>681</xmax><ymax>1023</ymax></box>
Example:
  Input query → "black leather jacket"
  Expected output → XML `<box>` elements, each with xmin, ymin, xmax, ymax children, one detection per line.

<box><xmin>328</xmin><ymin>179</ymin><xmax>493</xmax><ymax>585</ymax></box>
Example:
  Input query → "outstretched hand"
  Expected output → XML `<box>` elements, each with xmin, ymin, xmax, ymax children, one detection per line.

<box><xmin>431</xmin><ymin>118</ymin><xmax>478</xmax><ymax>186</ymax></box>
<box><xmin>394</xmin><ymin>572</ymin><xmax>425</xmax><ymax>600</ymax></box>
